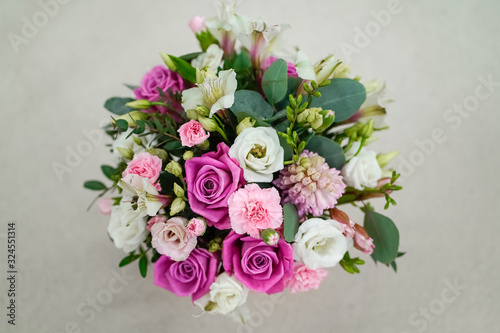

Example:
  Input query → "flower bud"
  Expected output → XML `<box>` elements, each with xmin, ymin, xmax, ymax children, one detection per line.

<box><xmin>186</xmin><ymin>109</ymin><xmax>199</xmax><ymax>120</ymax></box>
<box><xmin>170</xmin><ymin>197</ymin><xmax>186</xmax><ymax>216</ymax></box>
<box><xmin>376</xmin><ymin>151</ymin><xmax>399</xmax><ymax>168</ymax></box>
<box><xmin>183</xmin><ymin>151</ymin><xmax>194</xmax><ymax>160</ymax></box>
<box><xmin>165</xmin><ymin>160</ymin><xmax>183</xmax><ymax>178</ymax></box>
<box><xmin>236</xmin><ymin>117</ymin><xmax>256</xmax><ymax>135</ymax></box>
<box><xmin>314</xmin><ymin>110</ymin><xmax>335</xmax><ymax>132</ymax></box>
<box><xmin>189</xmin><ymin>15</ymin><xmax>206</xmax><ymax>34</ymax></box>
<box><xmin>173</xmin><ymin>182</ymin><xmax>186</xmax><ymax>199</ymax></box>
<box><xmin>332</xmin><ymin>63</ymin><xmax>351</xmax><ymax>78</ymax></box>
<box><xmin>133</xmin><ymin>137</ymin><xmax>143</xmax><ymax>146</ymax></box>
<box><xmin>208</xmin><ymin>237</ymin><xmax>223</xmax><ymax>252</ymax></box>
<box><xmin>112</xmin><ymin>111</ymin><xmax>149</xmax><ymax>126</ymax></box>
<box><xmin>196</xmin><ymin>139</ymin><xmax>210</xmax><ymax>150</ymax></box>
<box><xmin>146</xmin><ymin>148</ymin><xmax>168</xmax><ymax>161</ymax></box>
<box><xmin>261</xmin><ymin>228</ymin><xmax>280</xmax><ymax>245</ymax></box>
<box><xmin>195</xmin><ymin>105</ymin><xmax>210</xmax><ymax>117</ymax></box>
<box><xmin>198</xmin><ymin>116</ymin><xmax>218</xmax><ymax>132</ymax></box>
<box><xmin>160</xmin><ymin>52</ymin><xmax>177</xmax><ymax>71</ymax></box>
<box><xmin>115</xmin><ymin>147</ymin><xmax>134</xmax><ymax>160</ymax></box>
<box><xmin>125</xmin><ymin>99</ymin><xmax>152</xmax><ymax>109</ymax></box>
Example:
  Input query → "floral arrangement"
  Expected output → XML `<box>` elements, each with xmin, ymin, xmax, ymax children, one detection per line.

<box><xmin>85</xmin><ymin>3</ymin><xmax>403</xmax><ymax>321</ymax></box>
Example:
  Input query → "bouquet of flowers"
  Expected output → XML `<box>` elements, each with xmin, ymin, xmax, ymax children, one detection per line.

<box><xmin>85</xmin><ymin>3</ymin><xmax>403</xmax><ymax>321</ymax></box>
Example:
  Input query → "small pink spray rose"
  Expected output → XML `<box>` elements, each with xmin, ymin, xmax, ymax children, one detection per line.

<box><xmin>186</xmin><ymin>218</ymin><xmax>206</xmax><ymax>237</ymax></box>
<box><xmin>177</xmin><ymin>120</ymin><xmax>210</xmax><ymax>147</ymax></box>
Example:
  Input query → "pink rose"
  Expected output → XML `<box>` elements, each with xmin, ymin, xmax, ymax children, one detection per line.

<box><xmin>186</xmin><ymin>218</ymin><xmax>206</xmax><ymax>237</ymax></box>
<box><xmin>97</xmin><ymin>197</ymin><xmax>113</xmax><ymax>215</ymax></box>
<box><xmin>154</xmin><ymin>248</ymin><xmax>218</xmax><ymax>302</ymax></box>
<box><xmin>134</xmin><ymin>65</ymin><xmax>185</xmax><ymax>121</ymax></box>
<box><xmin>285</xmin><ymin>263</ymin><xmax>328</xmax><ymax>293</ymax></box>
<box><xmin>222</xmin><ymin>231</ymin><xmax>294</xmax><ymax>294</ymax></box>
<box><xmin>177</xmin><ymin>120</ymin><xmax>210</xmax><ymax>147</ymax></box>
<box><xmin>185</xmin><ymin>143</ymin><xmax>246</xmax><ymax>230</ymax></box>
<box><xmin>188</xmin><ymin>16</ymin><xmax>206</xmax><ymax>33</ymax></box>
<box><xmin>228</xmin><ymin>184</ymin><xmax>283</xmax><ymax>239</ymax></box>
<box><xmin>122</xmin><ymin>152</ymin><xmax>163</xmax><ymax>191</ymax></box>
<box><xmin>262</xmin><ymin>56</ymin><xmax>298</xmax><ymax>77</ymax></box>
<box><xmin>151</xmin><ymin>217</ymin><xmax>197</xmax><ymax>261</ymax></box>
<box><xmin>146</xmin><ymin>215</ymin><xmax>167</xmax><ymax>231</ymax></box>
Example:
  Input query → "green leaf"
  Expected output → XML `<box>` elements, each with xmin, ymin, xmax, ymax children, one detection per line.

<box><xmin>179</xmin><ymin>52</ymin><xmax>203</xmax><ymax>62</ymax></box>
<box><xmin>283</xmin><ymin>203</ymin><xmax>300</xmax><ymax>242</ymax></box>
<box><xmin>168</xmin><ymin>55</ymin><xmax>197</xmax><ymax>83</ymax></box>
<box><xmin>101</xmin><ymin>165</ymin><xmax>116</xmax><ymax>180</ymax></box>
<box><xmin>139</xmin><ymin>255</ymin><xmax>148</xmax><ymax>278</ymax></box>
<box><xmin>119</xmin><ymin>253</ymin><xmax>140</xmax><ymax>267</ymax></box>
<box><xmin>364</xmin><ymin>210</ymin><xmax>399</xmax><ymax>264</ymax></box>
<box><xmin>232</xmin><ymin>50</ymin><xmax>252</xmax><ymax>71</ymax></box>
<box><xmin>305</xmin><ymin>135</ymin><xmax>346</xmax><ymax>170</ymax></box>
<box><xmin>309</xmin><ymin>78</ymin><xmax>366</xmax><ymax>122</ymax></box>
<box><xmin>231</xmin><ymin>90</ymin><xmax>274</xmax><ymax>118</ymax></box>
<box><xmin>262</xmin><ymin>59</ymin><xmax>288</xmax><ymax>105</ymax></box>
<box><xmin>115</xmin><ymin>119</ymin><xmax>129</xmax><ymax>131</ymax></box>
<box><xmin>124</xmin><ymin>84</ymin><xmax>139</xmax><ymax>91</ymax></box>
<box><xmin>83</xmin><ymin>180</ymin><xmax>106</xmax><ymax>191</ymax></box>
<box><xmin>279</xmin><ymin>134</ymin><xmax>293</xmax><ymax>161</ymax></box>
<box><xmin>104</xmin><ymin>97</ymin><xmax>135</xmax><ymax>115</ymax></box>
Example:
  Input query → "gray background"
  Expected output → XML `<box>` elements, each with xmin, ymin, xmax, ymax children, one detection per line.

<box><xmin>1</xmin><ymin>0</ymin><xmax>499</xmax><ymax>332</ymax></box>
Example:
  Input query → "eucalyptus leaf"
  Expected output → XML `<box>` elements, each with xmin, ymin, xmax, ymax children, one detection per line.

<box><xmin>309</xmin><ymin>78</ymin><xmax>366</xmax><ymax>122</ymax></box>
<box><xmin>231</xmin><ymin>90</ymin><xmax>274</xmax><ymax>118</ymax></box>
<box><xmin>262</xmin><ymin>59</ymin><xmax>288</xmax><ymax>105</ymax></box>
<box><xmin>364</xmin><ymin>210</ymin><xmax>399</xmax><ymax>264</ymax></box>
<box><xmin>305</xmin><ymin>135</ymin><xmax>345</xmax><ymax>170</ymax></box>
<box><xmin>283</xmin><ymin>203</ymin><xmax>300</xmax><ymax>242</ymax></box>
<box><xmin>104</xmin><ymin>97</ymin><xmax>135</xmax><ymax>115</ymax></box>
<box><xmin>115</xmin><ymin>119</ymin><xmax>129</xmax><ymax>131</ymax></box>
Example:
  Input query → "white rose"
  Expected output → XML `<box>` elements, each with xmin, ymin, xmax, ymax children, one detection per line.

<box><xmin>293</xmin><ymin>218</ymin><xmax>348</xmax><ymax>269</ymax></box>
<box><xmin>107</xmin><ymin>206</ymin><xmax>147</xmax><ymax>253</ymax></box>
<box><xmin>194</xmin><ymin>273</ymin><xmax>249</xmax><ymax>316</ymax></box>
<box><xmin>341</xmin><ymin>142</ymin><xmax>382</xmax><ymax>190</ymax></box>
<box><xmin>191</xmin><ymin>44</ymin><xmax>224</xmax><ymax>71</ymax></box>
<box><xmin>228</xmin><ymin>127</ymin><xmax>284</xmax><ymax>182</ymax></box>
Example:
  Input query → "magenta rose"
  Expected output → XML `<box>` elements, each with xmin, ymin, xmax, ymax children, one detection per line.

<box><xmin>153</xmin><ymin>248</ymin><xmax>218</xmax><ymax>301</ymax></box>
<box><xmin>262</xmin><ymin>56</ymin><xmax>298</xmax><ymax>77</ymax></box>
<box><xmin>222</xmin><ymin>231</ymin><xmax>294</xmax><ymax>294</ymax></box>
<box><xmin>134</xmin><ymin>65</ymin><xmax>185</xmax><ymax>121</ymax></box>
<box><xmin>185</xmin><ymin>143</ymin><xmax>245</xmax><ymax>229</ymax></box>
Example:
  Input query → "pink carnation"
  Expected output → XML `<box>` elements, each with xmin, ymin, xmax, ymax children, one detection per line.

<box><xmin>285</xmin><ymin>263</ymin><xmax>328</xmax><ymax>293</ymax></box>
<box><xmin>97</xmin><ymin>197</ymin><xmax>113</xmax><ymax>215</ymax></box>
<box><xmin>228</xmin><ymin>184</ymin><xmax>283</xmax><ymax>239</ymax></box>
<box><xmin>274</xmin><ymin>150</ymin><xmax>346</xmax><ymax>217</ymax></box>
<box><xmin>147</xmin><ymin>215</ymin><xmax>167</xmax><ymax>231</ymax></box>
<box><xmin>122</xmin><ymin>152</ymin><xmax>163</xmax><ymax>190</ymax></box>
<box><xmin>186</xmin><ymin>218</ymin><xmax>206</xmax><ymax>237</ymax></box>
<box><xmin>177</xmin><ymin>120</ymin><xmax>210</xmax><ymax>147</ymax></box>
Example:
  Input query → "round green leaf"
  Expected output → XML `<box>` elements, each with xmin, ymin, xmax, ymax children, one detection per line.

<box><xmin>104</xmin><ymin>97</ymin><xmax>135</xmax><ymax>115</ymax></box>
<box><xmin>283</xmin><ymin>203</ymin><xmax>300</xmax><ymax>242</ymax></box>
<box><xmin>305</xmin><ymin>135</ymin><xmax>346</xmax><ymax>170</ymax></box>
<box><xmin>364</xmin><ymin>210</ymin><xmax>400</xmax><ymax>264</ymax></box>
<box><xmin>231</xmin><ymin>90</ymin><xmax>274</xmax><ymax>118</ymax></box>
<box><xmin>262</xmin><ymin>59</ymin><xmax>288</xmax><ymax>105</ymax></box>
<box><xmin>309</xmin><ymin>78</ymin><xmax>366</xmax><ymax>122</ymax></box>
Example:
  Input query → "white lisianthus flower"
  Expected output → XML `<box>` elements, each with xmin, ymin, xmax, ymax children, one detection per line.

<box><xmin>181</xmin><ymin>69</ymin><xmax>237</xmax><ymax>117</ymax></box>
<box><xmin>118</xmin><ymin>174</ymin><xmax>167</xmax><ymax>217</ymax></box>
<box><xmin>342</xmin><ymin>142</ymin><xmax>382</xmax><ymax>190</ymax></box>
<box><xmin>295</xmin><ymin>50</ymin><xmax>340</xmax><ymax>84</ymax></box>
<box><xmin>228</xmin><ymin>127</ymin><xmax>284</xmax><ymax>182</ymax></box>
<box><xmin>194</xmin><ymin>273</ymin><xmax>249</xmax><ymax>319</ymax></box>
<box><xmin>293</xmin><ymin>218</ymin><xmax>348</xmax><ymax>269</ymax></box>
<box><xmin>107</xmin><ymin>206</ymin><xmax>148</xmax><ymax>253</ymax></box>
<box><xmin>191</xmin><ymin>44</ymin><xmax>225</xmax><ymax>72</ymax></box>
<box><xmin>112</xmin><ymin>128</ymin><xmax>157</xmax><ymax>163</ymax></box>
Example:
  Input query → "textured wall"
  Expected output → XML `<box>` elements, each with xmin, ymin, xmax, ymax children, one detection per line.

<box><xmin>0</xmin><ymin>0</ymin><xmax>499</xmax><ymax>332</ymax></box>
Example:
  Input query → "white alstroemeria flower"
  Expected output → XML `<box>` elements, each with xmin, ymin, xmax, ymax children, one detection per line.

<box><xmin>194</xmin><ymin>273</ymin><xmax>249</xmax><ymax>321</ymax></box>
<box><xmin>118</xmin><ymin>174</ymin><xmax>166</xmax><ymax>217</ymax></box>
<box><xmin>107</xmin><ymin>206</ymin><xmax>148</xmax><ymax>253</ymax></box>
<box><xmin>181</xmin><ymin>69</ymin><xmax>237</xmax><ymax>117</ymax></box>
<box><xmin>293</xmin><ymin>218</ymin><xmax>348</xmax><ymax>269</ymax></box>
<box><xmin>341</xmin><ymin>142</ymin><xmax>383</xmax><ymax>190</ymax></box>
<box><xmin>191</xmin><ymin>44</ymin><xmax>225</xmax><ymax>72</ymax></box>
<box><xmin>295</xmin><ymin>50</ymin><xmax>340</xmax><ymax>84</ymax></box>
<box><xmin>358</xmin><ymin>79</ymin><xmax>393</xmax><ymax>129</ymax></box>
<box><xmin>205</xmin><ymin>2</ymin><xmax>249</xmax><ymax>42</ymax></box>
<box><xmin>228</xmin><ymin>127</ymin><xmax>284</xmax><ymax>182</ymax></box>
